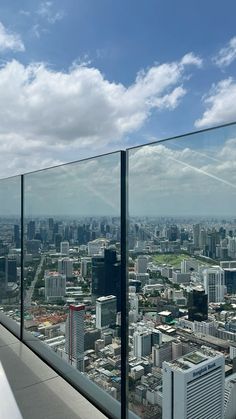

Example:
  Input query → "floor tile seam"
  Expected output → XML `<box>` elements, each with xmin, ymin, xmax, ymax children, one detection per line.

<box><xmin>14</xmin><ymin>374</ymin><xmax>59</xmax><ymax>393</ymax></box>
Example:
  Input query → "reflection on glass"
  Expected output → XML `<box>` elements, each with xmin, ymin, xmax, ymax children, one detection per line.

<box><xmin>23</xmin><ymin>154</ymin><xmax>121</xmax><ymax>409</ymax></box>
<box><xmin>0</xmin><ymin>176</ymin><xmax>21</xmax><ymax>336</ymax></box>
<box><xmin>128</xmin><ymin>124</ymin><xmax>236</xmax><ymax>419</ymax></box>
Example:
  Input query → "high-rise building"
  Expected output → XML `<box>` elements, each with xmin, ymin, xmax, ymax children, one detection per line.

<box><xmin>135</xmin><ymin>255</ymin><xmax>148</xmax><ymax>274</ymax></box>
<box><xmin>133</xmin><ymin>331</ymin><xmax>152</xmax><ymax>358</ymax></box>
<box><xmin>223</xmin><ymin>268</ymin><xmax>236</xmax><ymax>294</ymax></box>
<box><xmin>14</xmin><ymin>224</ymin><xmax>20</xmax><ymax>248</ymax></box>
<box><xmin>96</xmin><ymin>295</ymin><xmax>117</xmax><ymax>330</ymax></box>
<box><xmin>60</xmin><ymin>241</ymin><xmax>69</xmax><ymax>256</ymax></box>
<box><xmin>188</xmin><ymin>288</ymin><xmax>208</xmax><ymax>322</ymax></box>
<box><xmin>58</xmin><ymin>258</ymin><xmax>73</xmax><ymax>279</ymax></box>
<box><xmin>163</xmin><ymin>349</ymin><xmax>225</xmax><ymax>419</ymax></box>
<box><xmin>44</xmin><ymin>272</ymin><xmax>66</xmax><ymax>301</ymax></box>
<box><xmin>5</xmin><ymin>257</ymin><xmax>17</xmax><ymax>283</ymax></box>
<box><xmin>152</xmin><ymin>342</ymin><xmax>172</xmax><ymax>367</ymax></box>
<box><xmin>27</xmin><ymin>221</ymin><xmax>36</xmax><ymax>240</ymax></box>
<box><xmin>203</xmin><ymin>266</ymin><xmax>225</xmax><ymax>303</ymax></box>
<box><xmin>193</xmin><ymin>223</ymin><xmax>200</xmax><ymax>248</ymax></box>
<box><xmin>92</xmin><ymin>248</ymin><xmax>121</xmax><ymax>310</ymax></box>
<box><xmin>65</xmin><ymin>304</ymin><xmax>85</xmax><ymax>372</ymax></box>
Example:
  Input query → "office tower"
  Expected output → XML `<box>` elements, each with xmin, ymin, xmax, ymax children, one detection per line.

<box><xmin>96</xmin><ymin>295</ymin><xmax>117</xmax><ymax>330</ymax></box>
<box><xmin>203</xmin><ymin>266</ymin><xmax>225</xmax><ymax>302</ymax></box>
<box><xmin>80</xmin><ymin>258</ymin><xmax>90</xmax><ymax>277</ymax></box>
<box><xmin>152</xmin><ymin>342</ymin><xmax>172</xmax><ymax>367</ymax></box>
<box><xmin>26</xmin><ymin>239</ymin><xmax>41</xmax><ymax>255</ymax></box>
<box><xmin>14</xmin><ymin>224</ymin><xmax>20</xmax><ymax>248</ymax></box>
<box><xmin>60</xmin><ymin>241</ymin><xmax>69</xmax><ymax>255</ymax></box>
<box><xmin>48</xmin><ymin>217</ymin><xmax>54</xmax><ymax>230</ymax></box>
<box><xmin>135</xmin><ymin>255</ymin><xmax>148</xmax><ymax>274</ymax></box>
<box><xmin>44</xmin><ymin>272</ymin><xmax>66</xmax><ymax>301</ymax></box>
<box><xmin>65</xmin><ymin>304</ymin><xmax>85</xmax><ymax>372</ymax></box>
<box><xmin>199</xmin><ymin>228</ymin><xmax>207</xmax><ymax>249</ymax></box>
<box><xmin>27</xmin><ymin>221</ymin><xmax>35</xmax><ymax>240</ymax></box>
<box><xmin>224</xmin><ymin>268</ymin><xmax>236</xmax><ymax>294</ymax></box>
<box><xmin>58</xmin><ymin>258</ymin><xmax>73</xmax><ymax>279</ymax></box>
<box><xmin>84</xmin><ymin>329</ymin><xmax>101</xmax><ymax>351</ymax></box>
<box><xmin>188</xmin><ymin>288</ymin><xmax>208</xmax><ymax>322</ymax></box>
<box><xmin>193</xmin><ymin>223</ymin><xmax>200</xmax><ymax>247</ymax></box>
<box><xmin>92</xmin><ymin>248</ymin><xmax>121</xmax><ymax>310</ymax></box>
<box><xmin>151</xmin><ymin>329</ymin><xmax>162</xmax><ymax>346</ymax></box>
<box><xmin>228</xmin><ymin>237</ymin><xmax>236</xmax><ymax>259</ymax></box>
<box><xmin>163</xmin><ymin>349</ymin><xmax>225</xmax><ymax>419</ymax></box>
<box><xmin>5</xmin><ymin>257</ymin><xmax>17</xmax><ymax>283</ymax></box>
<box><xmin>172</xmin><ymin>341</ymin><xmax>182</xmax><ymax>360</ymax></box>
<box><xmin>54</xmin><ymin>233</ymin><xmax>62</xmax><ymax>252</ymax></box>
<box><xmin>133</xmin><ymin>331</ymin><xmax>152</xmax><ymax>358</ymax></box>
<box><xmin>206</xmin><ymin>231</ymin><xmax>219</xmax><ymax>259</ymax></box>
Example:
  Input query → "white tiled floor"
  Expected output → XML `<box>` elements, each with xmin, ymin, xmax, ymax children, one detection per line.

<box><xmin>0</xmin><ymin>325</ymin><xmax>107</xmax><ymax>419</ymax></box>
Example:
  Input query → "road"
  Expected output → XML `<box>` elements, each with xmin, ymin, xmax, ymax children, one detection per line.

<box><xmin>24</xmin><ymin>255</ymin><xmax>45</xmax><ymax>309</ymax></box>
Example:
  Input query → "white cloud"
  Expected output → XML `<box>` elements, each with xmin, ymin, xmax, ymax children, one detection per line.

<box><xmin>37</xmin><ymin>1</ymin><xmax>65</xmax><ymax>24</ymax></box>
<box><xmin>0</xmin><ymin>22</ymin><xmax>25</xmax><ymax>52</ymax></box>
<box><xmin>195</xmin><ymin>78</ymin><xmax>236</xmax><ymax>128</ymax></box>
<box><xmin>0</xmin><ymin>53</ymin><xmax>201</xmax><ymax>177</ymax></box>
<box><xmin>213</xmin><ymin>36</ymin><xmax>236</xmax><ymax>68</ymax></box>
<box><xmin>180</xmin><ymin>52</ymin><xmax>203</xmax><ymax>68</ymax></box>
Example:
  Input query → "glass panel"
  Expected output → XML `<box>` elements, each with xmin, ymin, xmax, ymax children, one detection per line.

<box><xmin>128</xmin><ymin>123</ymin><xmax>236</xmax><ymax>419</ymax></box>
<box><xmin>0</xmin><ymin>176</ymin><xmax>21</xmax><ymax>337</ymax></box>
<box><xmin>23</xmin><ymin>153</ymin><xmax>121</xmax><ymax>418</ymax></box>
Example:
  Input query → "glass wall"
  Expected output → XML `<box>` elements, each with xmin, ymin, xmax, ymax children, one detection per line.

<box><xmin>23</xmin><ymin>153</ymin><xmax>122</xmax><ymax>418</ymax></box>
<box><xmin>0</xmin><ymin>176</ymin><xmax>21</xmax><ymax>337</ymax></box>
<box><xmin>1</xmin><ymin>122</ymin><xmax>236</xmax><ymax>418</ymax></box>
<box><xmin>127</xmin><ymin>123</ymin><xmax>236</xmax><ymax>418</ymax></box>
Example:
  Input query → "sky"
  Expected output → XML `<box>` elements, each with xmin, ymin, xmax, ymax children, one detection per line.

<box><xmin>0</xmin><ymin>0</ymin><xmax>235</xmax><ymax>178</ymax></box>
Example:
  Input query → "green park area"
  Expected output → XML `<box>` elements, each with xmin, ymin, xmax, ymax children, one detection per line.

<box><xmin>152</xmin><ymin>253</ymin><xmax>191</xmax><ymax>268</ymax></box>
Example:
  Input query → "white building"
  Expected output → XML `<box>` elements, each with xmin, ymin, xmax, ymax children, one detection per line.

<box><xmin>203</xmin><ymin>266</ymin><xmax>225</xmax><ymax>302</ymax></box>
<box><xmin>65</xmin><ymin>304</ymin><xmax>85</xmax><ymax>372</ymax></box>
<box><xmin>96</xmin><ymin>295</ymin><xmax>117</xmax><ymax>330</ymax></box>
<box><xmin>129</xmin><ymin>288</ymin><xmax>139</xmax><ymax>322</ymax></box>
<box><xmin>58</xmin><ymin>257</ymin><xmax>73</xmax><ymax>279</ymax></box>
<box><xmin>88</xmin><ymin>239</ymin><xmax>107</xmax><ymax>256</ymax></box>
<box><xmin>224</xmin><ymin>372</ymin><xmax>236</xmax><ymax>419</ymax></box>
<box><xmin>135</xmin><ymin>255</ymin><xmax>148</xmax><ymax>274</ymax></box>
<box><xmin>163</xmin><ymin>348</ymin><xmax>225</xmax><ymax>419</ymax></box>
<box><xmin>44</xmin><ymin>272</ymin><xmax>66</xmax><ymax>301</ymax></box>
<box><xmin>60</xmin><ymin>241</ymin><xmax>69</xmax><ymax>256</ymax></box>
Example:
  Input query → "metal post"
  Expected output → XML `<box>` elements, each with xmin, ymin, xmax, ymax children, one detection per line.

<box><xmin>120</xmin><ymin>150</ymin><xmax>128</xmax><ymax>419</ymax></box>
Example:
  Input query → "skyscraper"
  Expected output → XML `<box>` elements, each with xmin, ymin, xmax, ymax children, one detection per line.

<box><xmin>188</xmin><ymin>288</ymin><xmax>208</xmax><ymax>322</ymax></box>
<box><xmin>14</xmin><ymin>224</ymin><xmax>20</xmax><ymax>248</ymax></box>
<box><xmin>60</xmin><ymin>241</ymin><xmax>69</xmax><ymax>255</ymax></box>
<box><xmin>66</xmin><ymin>304</ymin><xmax>85</xmax><ymax>372</ymax></box>
<box><xmin>203</xmin><ymin>266</ymin><xmax>225</xmax><ymax>302</ymax></box>
<box><xmin>58</xmin><ymin>258</ymin><xmax>73</xmax><ymax>279</ymax></box>
<box><xmin>163</xmin><ymin>349</ymin><xmax>224</xmax><ymax>419</ymax></box>
<box><xmin>44</xmin><ymin>272</ymin><xmax>66</xmax><ymax>301</ymax></box>
<box><xmin>92</xmin><ymin>248</ymin><xmax>121</xmax><ymax>310</ymax></box>
<box><xmin>96</xmin><ymin>295</ymin><xmax>116</xmax><ymax>330</ymax></box>
<box><xmin>27</xmin><ymin>221</ymin><xmax>35</xmax><ymax>240</ymax></box>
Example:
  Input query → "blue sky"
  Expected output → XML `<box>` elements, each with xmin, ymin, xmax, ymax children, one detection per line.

<box><xmin>0</xmin><ymin>0</ymin><xmax>236</xmax><ymax>176</ymax></box>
